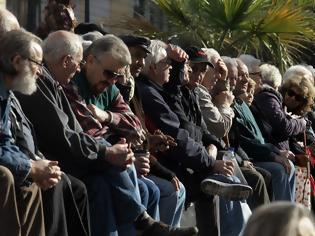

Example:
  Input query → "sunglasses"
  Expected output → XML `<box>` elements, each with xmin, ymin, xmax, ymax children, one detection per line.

<box><xmin>94</xmin><ymin>56</ymin><xmax>124</xmax><ymax>80</ymax></box>
<box><xmin>102</xmin><ymin>69</ymin><xmax>124</xmax><ymax>80</ymax></box>
<box><xmin>287</xmin><ymin>89</ymin><xmax>305</xmax><ymax>102</ymax></box>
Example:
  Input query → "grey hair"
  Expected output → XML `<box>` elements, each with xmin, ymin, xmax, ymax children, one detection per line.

<box><xmin>238</xmin><ymin>54</ymin><xmax>261</xmax><ymax>73</ymax></box>
<box><xmin>81</xmin><ymin>31</ymin><xmax>103</xmax><ymax>42</ymax></box>
<box><xmin>0</xmin><ymin>30</ymin><xmax>42</xmax><ymax>75</ymax></box>
<box><xmin>0</xmin><ymin>8</ymin><xmax>20</xmax><ymax>37</ymax></box>
<box><xmin>260</xmin><ymin>64</ymin><xmax>282</xmax><ymax>89</ymax></box>
<box><xmin>142</xmin><ymin>39</ymin><xmax>167</xmax><ymax>75</ymax></box>
<box><xmin>222</xmin><ymin>56</ymin><xmax>238</xmax><ymax>68</ymax></box>
<box><xmin>43</xmin><ymin>30</ymin><xmax>82</xmax><ymax>63</ymax></box>
<box><xmin>202</xmin><ymin>48</ymin><xmax>220</xmax><ymax>64</ymax></box>
<box><xmin>84</xmin><ymin>34</ymin><xmax>131</xmax><ymax>65</ymax></box>
<box><xmin>243</xmin><ymin>202</ymin><xmax>315</xmax><ymax>236</ymax></box>
<box><xmin>283</xmin><ymin>65</ymin><xmax>314</xmax><ymax>84</ymax></box>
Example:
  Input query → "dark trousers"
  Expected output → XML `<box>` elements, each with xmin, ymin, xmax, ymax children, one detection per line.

<box><xmin>42</xmin><ymin>173</ymin><xmax>90</xmax><ymax>236</ymax></box>
<box><xmin>241</xmin><ymin>166</ymin><xmax>270</xmax><ymax>210</ymax></box>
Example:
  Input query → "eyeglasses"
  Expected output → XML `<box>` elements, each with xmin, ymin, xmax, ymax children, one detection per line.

<box><xmin>249</xmin><ymin>71</ymin><xmax>262</xmax><ymax>76</ymax></box>
<box><xmin>287</xmin><ymin>89</ymin><xmax>305</xmax><ymax>102</ymax></box>
<box><xmin>27</xmin><ymin>58</ymin><xmax>44</xmax><ymax>67</ymax></box>
<box><xmin>94</xmin><ymin>56</ymin><xmax>124</xmax><ymax>80</ymax></box>
<box><xmin>102</xmin><ymin>69</ymin><xmax>124</xmax><ymax>80</ymax></box>
<box><xmin>79</xmin><ymin>59</ymin><xmax>86</xmax><ymax>67</ymax></box>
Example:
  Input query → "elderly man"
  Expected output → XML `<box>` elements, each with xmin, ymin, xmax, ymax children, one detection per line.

<box><xmin>224</xmin><ymin>56</ymin><xmax>296</xmax><ymax>202</ymax></box>
<box><xmin>238</xmin><ymin>54</ymin><xmax>262</xmax><ymax>91</ymax></box>
<box><xmin>17</xmin><ymin>30</ymin><xmax>197</xmax><ymax>236</ymax></box>
<box><xmin>0</xmin><ymin>28</ymin><xmax>92</xmax><ymax>236</ymax></box>
<box><xmin>119</xmin><ymin>35</ymin><xmax>187</xmax><ymax>227</ymax></box>
<box><xmin>196</xmin><ymin>48</ymin><xmax>234</xmax><ymax>139</ymax></box>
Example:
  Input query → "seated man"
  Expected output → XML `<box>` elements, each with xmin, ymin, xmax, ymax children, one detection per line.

<box><xmin>17</xmin><ymin>30</ymin><xmax>197</xmax><ymax>236</ymax></box>
<box><xmin>223</xmin><ymin>56</ymin><xmax>295</xmax><ymax>201</ymax></box>
<box><xmin>0</xmin><ymin>29</ymin><xmax>89</xmax><ymax>236</ymax></box>
<box><xmin>196</xmin><ymin>48</ymin><xmax>270</xmax><ymax>209</ymax></box>
<box><xmin>136</xmin><ymin>40</ymin><xmax>252</xmax><ymax>236</ymax></box>
<box><xmin>120</xmin><ymin>34</ymin><xmax>186</xmax><ymax>227</ymax></box>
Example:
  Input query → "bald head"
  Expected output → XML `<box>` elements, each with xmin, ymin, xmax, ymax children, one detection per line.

<box><xmin>0</xmin><ymin>8</ymin><xmax>20</xmax><ymax>37</ymax></box>
<box><xmin>43</xmin><ymin>30</ymin><xmax>82</xmax><ymax>63</ymax></box>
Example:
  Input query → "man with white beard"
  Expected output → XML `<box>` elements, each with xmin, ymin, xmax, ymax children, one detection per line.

<box><xmin>0</xmin><ymin>29</ymin><xmax>90</xmax><ymax>236</ymax></box>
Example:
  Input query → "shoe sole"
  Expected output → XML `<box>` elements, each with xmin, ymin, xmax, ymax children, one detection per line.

<box><xmin>200</xmin><ymin>179</ymin><xmax>253</xmax><ymax>201</ymax></box>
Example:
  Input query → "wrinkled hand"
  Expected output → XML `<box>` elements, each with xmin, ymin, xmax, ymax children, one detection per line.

<box><xmin>134</xmin><ymin>152</ymin><xmax>150</xmax><ymax>177</ymax></box>
<box><xmin>212</xmin><ymin>160</ymin><xmax>234</xmax><ymax>176</ymax></box>
<box><xmin>171</xmin><ymin>176</ymin><xmax>181</xmax><ymax>191</ymax></box>
<box><xmin>274</xmin><ymin>155</ymin><xmax>291</xmax><ymax>173</ymax></box>
<box><xmin>29</xmin><ymin>160</ymin><xmax>62</xmax><ymax>190</ymax></box>
<box><xmin>214</xmin><ymin>91</ymin><xmax>234</xmax><ymax>107</ymax></box>
<box><xmin>243</xmin><ymin>160</ymin><xmax>255</xmax><ymax>170</ymax></box>
<box><xmin>105</xmin><ymin>138</ymin><xmax>135</xmax><ymax>169</ymax></box>
<box><xmin>280</xmin><ymin>150</ymin><xmax>295</xmax><ymax>162</ymax></box>
<box><xmin>207</xmin><ymin>144</ymin><xmax>218</xmax><ymax>159</ymax></box>
<box><xmin>87</xmin><ymin>104</ymin><xmax>110</xmax><ymax>123</ymax></box>
<box><xmin>166</xmin><ymin>44</ymin><xmax>188</xmax><ymax>62</ymax></box>
<box><xmin>216</xmin><ymin>59</ymin><xmax>228</xmax><ymax>80</ymax></box>
<box><xmin>148</xmin><ymin>129</ymin><xmax>177</xmax><ymax>152</ymax></box>
<box><xmin>127</xmin><ymin>128</ymin><xmax>146</xmax><ymax>147</ymax></box>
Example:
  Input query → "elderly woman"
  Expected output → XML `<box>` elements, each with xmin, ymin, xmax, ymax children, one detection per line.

<box><xmin>251</xmin><ymin>64</ymin><xmax>307</xmax><ymax>151</ymax></box>
<box><xmin>238</xmin><ymin>54</ymin><xmax>262</xmax><ymax>91</ymax></box>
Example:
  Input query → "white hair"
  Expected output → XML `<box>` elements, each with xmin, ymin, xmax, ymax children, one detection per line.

<box><xmin>238</xmin><ymin>54</ymin><xmax>261</xmax><ymax>73</ymax></box>
<box><xmin>43</xmin><ymin>30</ymin><xmax>83</xmax><ymax>63</ymax></box>
<box><xmin>202</xmin><ymin>48</ymin><xmax>220</xmax><ymax>64</ymax></box>
<box><xmin>260</xmin><ymin>64</ymin><xmax>282</xmax><ymax>89</ymax></box>
<box><xmin>142</xmin><ymin>39</ymin><xmax>167</xmax><ymax>74</ymax></box>
<box><xmin>283</xmin><ymin>65</ymin><xmax>314</xmax><ymax>84</ymax></box>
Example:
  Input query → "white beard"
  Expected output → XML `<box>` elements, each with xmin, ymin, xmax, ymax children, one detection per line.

<box><xmin>12</xmin><ymin>66</ymin><xmax>37</xmax><ymax>95</ymax></box>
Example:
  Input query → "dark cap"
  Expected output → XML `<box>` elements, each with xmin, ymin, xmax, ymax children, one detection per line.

<box><xmin>74</xmin><ymin>23</ymin><xmax>107</xmax><ymax>35</ymax></box>
<box><xmin>185</xmin><ymin>46</ymin><xmax>214</xmax><ymax>67</ymax></box>
<box><xmin>120</xmin><ymin>35</ymin><xmax>151</xmax><ymax>54</ymax></box>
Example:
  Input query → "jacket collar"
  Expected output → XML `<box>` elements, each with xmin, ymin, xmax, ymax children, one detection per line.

<box><xmin>0</xmin><ymin>74</ymin><xmax>10</xmax><ymax>101</ymax></box>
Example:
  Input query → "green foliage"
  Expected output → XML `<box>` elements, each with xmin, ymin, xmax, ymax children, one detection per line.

<box><xmin>152</xmin><ymin>0</ymin><xmax>315</xmax><ymax>72</ymax></box>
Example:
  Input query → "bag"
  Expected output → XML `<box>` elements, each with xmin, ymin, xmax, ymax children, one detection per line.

<box><xmin>295</xmin><ymin>166</ymin><xmax>312</xmax><ymax>210</ymax></box>
<box><xmin>294</xmin><ymin>131</ymin><xmax>313</xmax><ymax>209</ymax></box>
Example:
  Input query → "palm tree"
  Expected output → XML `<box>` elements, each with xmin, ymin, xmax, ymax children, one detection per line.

<box><xmin>152</xmin><ymin>0</ymin><xmax>315</xmax><ymax>72</ymax></box>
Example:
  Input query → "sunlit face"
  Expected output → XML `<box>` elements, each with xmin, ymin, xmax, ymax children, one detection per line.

<box><xmin>183</xmin><ymin>61</ymin><xmax>192</xmax><ymax>85</ymax></box>
<box><xmin>153</xmin><ymin>56</ymin><xmax>172</xmax><ymax>86</ymax></box>
<box><xmin>63</xmin><ymin>46</ymin><xmax>83</xmax><ymax>84</ymax></box>
<box><xmin>235</xmin><ymin>63</ymin><xmax>249</xmax><ymax>95</ymax></box>
<box><xmin>249</xmin><ymin>67</ymin><xmax>262</xmax><ymax>91</ymax></box>
<box><xmin>86</xmin><ymin>54</ymin><xmax>126</xmax><ymax>95</ymax></box>
<box><xmin>129</xmin><ymin>46</ymin><xmax>148</xmax><ymax>77</ymax></box>
<box><xmin>13</xmin><ymin>42</ymin><xmax>43</xmax><ymax>95</ymax></box>
<box><xmin>188</xmin><ymin>62</ymin><xmax>209</xmax><ymax>89</ymax></box>
<box><xmin>227</xmin><ymin>65</ymin><xmax>238</xmax><ymax>91</ymax></box>
<box><xmin>283</xmin><ymin>86</ymin><xmax>306</xmax><ymax>112</ymax></box>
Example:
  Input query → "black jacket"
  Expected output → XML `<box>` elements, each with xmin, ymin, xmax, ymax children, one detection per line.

<box><xmin>16</xmin><ymin>68</ymin><xmax>107</xmax><ymax>177</ymax></box>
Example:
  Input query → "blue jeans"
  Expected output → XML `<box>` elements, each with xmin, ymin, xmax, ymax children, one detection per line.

<box><xmin>254</xmin><ymin>161</ymin><xmax>295</xmax><ymax>201</ymax></box>
<box><xmin>219</xmin><ymin>176</ymin><xmax>251</xmax><ymax>236</ymax></box>
<box><xmin>138</xmin><ymin>177</ymin><xmax>160</xmax><ymax>220</ymax></box>
<box><xmin>83</xmin><ymin>164</ymin><xmax>146</xmax><ymax>236</ymax></box>
<box><xmin>195</xmin><ymin>175</ymin><xmax>250</xmax><ymax>236</ymax></box>
<box><xmin>148</xmin><ymin>175</ymin><xmax>186</xmax><ymax>227</ymax></box>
